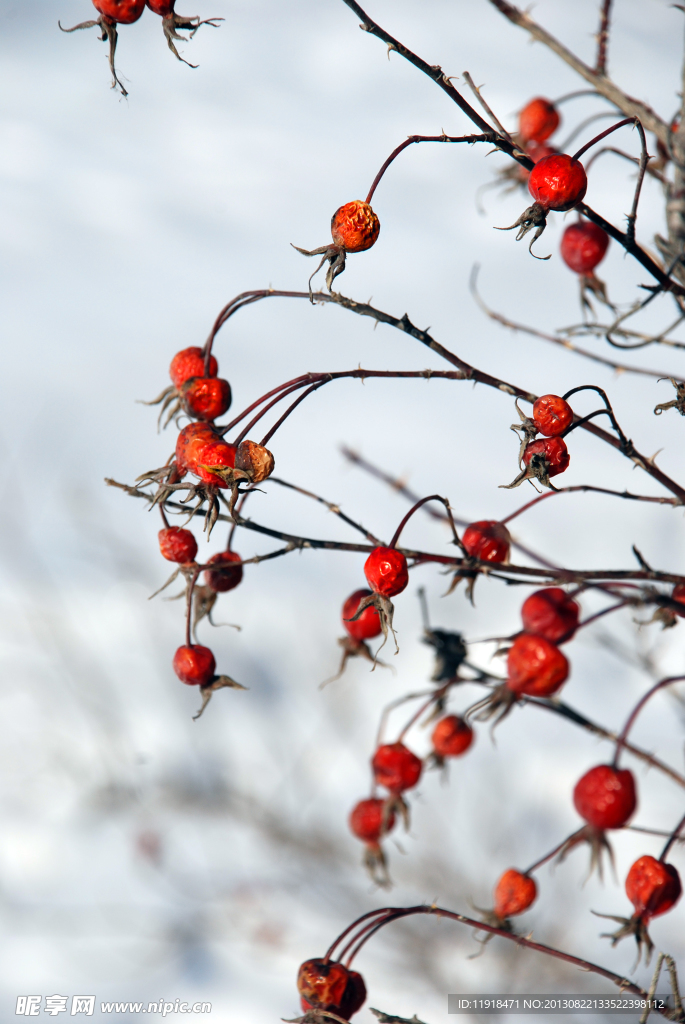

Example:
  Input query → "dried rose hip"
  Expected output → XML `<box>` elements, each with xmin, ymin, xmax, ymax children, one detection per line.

<box><xmin>331</xmin><ymin>201</ymin><xmax>380</xmax><ymax>253</ymax></box>
<box><xmin>172</xmin><ymin>644</ymin><xmax>216</xmax><ymax>686</ymax></box>
<box><xmin>523</xmin><ymin>435</ymin><xmax>570</xmax><ymax>479</ymax></box>
<box><xmin>364</xmin><ymin>547</ymin><xmax>409</xmax><ymax>598</ymax></box>
<box><xmin>431</xmin><ymin>715</ymin><xmax>474</xmax><ymax>758</ymax></box>
<box><xmin>519</xmin><ymin>98</ymin><xmax>560</xmax><ymax>143</ymax></box>
<box><xmin>92</xmin><ymin>0</ymin><xmax>145</xmax><ymax>22</ymax></box>
<box><xmin>170</xmin><ymin>347</ymin><xmax>218</xmax><ymax>389</ymax></box>
<box><xmin>372</xmin><ymin>742</ymin><xmax>422</xmax><ymax>793</ymax></box>
<box><xmin>462</xmin><ymin>520</ymin><xmax>511</xmax><ymax>563</ymax></box>
<box><xmin>521</xmin><ymin>588</ymin><xmax>579</xmax><ymax>644</ymax></box>
<box><xmin>297</xmin><ymin>960</ymin><xmax>366</xmax><ymax>1018</ymax></box>
<box><xmin>181</xmin><ymin>377</ymin><xmax>231</xmax><ymax>421</ymax></box>
<box><xmin>493</xmin><ymin>869</ymin><xmax>537</xmax><ymax>918</ymax></box>
<box><xmin>561</xmin><ymin>221</ymin><xmax>610</xmax><ymax>275</ymax></box>
<box><xmin>506</xmin><ymin>633</ymin><xmax>569</xmax><ymax>697</ymax></box>
<box><xmin>343</xmin><ymin>589</ymin><xmax>382</xmax><ymax>641</ymax></box>
<box><xmin>528</xmin><ymin>153</ymin><xmax>587</xmax><ymax>212</ymax></box>
<box><xmin>175</xmin><ymin>421</ymin><xmax>217</xmax><ymax>474</ymax></box>
<box><xmin>671</xmin><ymin>583</ymin><xmax>685</xmax><ymax>617</ymax></box>
<box><xmin>204</xmin><ymin>550</ymin><xmax>243</xmax><ymax>593</ymax></box>
<box><xmin>176</xmin><ymin>424</ymin><xmax>237</xmax><ymax>487</ymax></box>
<box><xmin>573</xmin><ymin>764</ymin><xmax>637</xmax><ymax>829</ymax></box>
<box><xmin>532</xmin><ymin>395</ymin><xmax>573</xmax><ymax>436</ymax></box>
<box><xmin>626</xmin><ymin>855</ymin><xmax>682</xmax><ymax>920</ymax></box>
<box><xmin>158</xmin><ymin>526</ymin><xmax>198</xmax><ymax>564</ymax></box>
<box><xmin>349</xmin><ymin>798</ymin><xmax>396</xmax><ymax>844</ymax></box>
<box><xmin>235</xmin><ymin>440</ymin><xmax>274</xmax><ymax>483</ymax></box>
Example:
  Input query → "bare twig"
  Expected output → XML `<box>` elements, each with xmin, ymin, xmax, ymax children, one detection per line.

<box><xmin>595</xmin><ymin>0</ymin><xmax>613</xmax><ymax>77</ymax></box>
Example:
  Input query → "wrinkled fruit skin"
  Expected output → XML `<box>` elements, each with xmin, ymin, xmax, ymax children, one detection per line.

<box><xmin>519</xmin><ymin>98</ymin><xmax>560</xmax><ymax>144</ymax></box>
<box><xmin>493</xmin><ymin>869</ymin><xmax>538</xmax><ymax>919</ymax></box>
<box><xmin>626</xmin><ymin>855</ymin><xmax>682</xmax><ymax>920</ymax></box>
<box><xmin>297</xmin><ymin>959</ymin><xmax>366</xmax><ymax>1019</ymax></box>
<box><xmin>523</xmin><ymin>436</ymin><xmax>570</xmax><ymax>478</ymax></box>
<box><xmin>521</xmin><ymin>588</ymin><xmax>579</xmax><ymax>644</ymax></box>
<box><xmin>204</xmin><ymin>551</ymin><xmax>243</xmax><ymax>593</ymax></box>
<box><xmin>431</xmin><ymin>715</ymin><xmax>474</xmax><ymax>758</ymax></box>
<box><xmin>235</xmin><ymin>440</ymin><xmax>274</xmax><ymax>483</ymax></box>
<box><xmin>462</xmin><ymin>520</ymin><xmax>510</xmax><ymax>563</ymax></box>
<box><xmin>182</xmin><ymin>377</ymin><xmax>232</xmax><ymax>421</ymax></box>
<box><xmin>573</xmin><ymin>764</ymin><xmax>637</xmax><ymax>829</ymax></box>
<box><xmin>176</xmin><ymin>423</ymin><xmax>236</xmax><ymax>487</ymax></box>
<box><xmin>532</xmin><ymin>394</ymin><xmax>573</xmax><ymax>437</ymax></box>
<box><xmin>672</xmin><ymin>583</ymin><xmax>685</xmax><ymax>617</ymax></box>
<box><xmin>506</xmin><ymin>633</ymin><xmax>569</xmax><ymax>697</ymax></box>
<box><xmin>372</xmin><ymin>742</ymin><xmax>422</xmax><ymax>793</ymax></box>
<box><xmin>343</xmin><ymin>589</ymin><xmax>382</xmax><ymax>641</ymax></box>
<box><xmin>528</xmin><ymin>154</ymin><xmax>587</xmax><ymax>212</ymax></box>
<box><xmin>170</xmin><ymin>347</ymin><xmax>218</xmax><ymax>389</ymax></box>
<box><xmin>158</xmin><ymin>526</ymin><xmax>198</xmax><ymax>564</ymax></box>
<box><xmin>349</xmin><ymin>798</ymin><xmax>396</xmax><ymax>843</ymax></box>
<box><xmin>93</xmin><ymin>0</ymin><xmax>146</xmax><ymax>21</ymax></box>
<box><xmin>560</xmin><ymin>221</ymin><xmax>610</xmax><ymax>275</ymax></box>
<box><xmin>331</xmin><ymin>201</ymin><xmax>380</xmax><ymax>253</ymax></box>
<box><xmin>516</xmin><ymin>142</ymin><xmax>559</xmax><ymax>182</ymax></box>
<box><xmin>172</xmin><ymin>644</ymin><xmax>216</xmax><ymax>686</ymax></box>
<box><xmin>364</xmin><ymin>547</ymin><xmax>409</xmax><ymax>597</ymax></box>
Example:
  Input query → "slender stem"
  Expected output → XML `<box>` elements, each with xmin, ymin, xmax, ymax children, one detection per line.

<box><xmin>389</xmin><ymin>495</ymin><xmax>457</xmax><ymax>549</ymax></box>
<box><xmin>613</xmin><ymin>675</ymin><xmax>685</xmax><ymax>768</ymax></box>
<box><xmin>259</xmin><ymin>380</ymin><xmax>327</xmax><ymax>446</ymax></box>
<box><xmin>625</xmin><ymin>118</ymin><xmax>649</xmax><ymax>245</ymax></box>
<box><xmin>364</xmin><ymin>133</ymin><xmax>492</xmax><ymax>205</ymax></box>
<box><xmin>323</xmin><ymin>908</ymin><xmax>395</xmax><ymax>963</ymax></box>
<box><xmin>660</xmin><ymin>810</ymin><xmax>685</xmax><ymax>861</ymax></box>
<box><xmin>462</xmin><ymin>72</ymin><xmax>513</xmax><ymax>142</ymax></box>
<box><xmin>268</xmin><ymin>476</ymin><xmax>381</xmax><ymax>544</ymax></box>
<box><xmin>185</xmin><ymin>566</ymin><xmax>201</xmax><ymax>648</ymax></box>
<box><xmin>595</xmin><ymin>0</ymin><xmax>613</xmax><ymax>77</ymax></box>
<box><xmin>159</xmin><ymin>505</ymin><xmax>170</xmax><ymax>529</ymax></box>
<box><xmin>524</xmin><ymin>829</ymin><xmax>582</xmax><ymax>875</ymax></box>
<box><xmin>396</xmin><ymin>686</ymin><xmax>448</xmax><ymax>744</ymax></box>
<box><xmin>572</xmin><ymin>117</ymin><xmax>635</xmax><ymax>162</ymax></box>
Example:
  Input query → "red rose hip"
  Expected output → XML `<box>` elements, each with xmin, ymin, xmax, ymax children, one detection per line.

<box><xmin>493</xmin><ymin>869</ymin><xmax>537</xmax><ymax>918</ymax></box>
<box><xmin>364</xmin><ymin>547</ymin><xmax>409</xmax><ymax>598</ymax></box>
<box><xmin>523</xmin><ymin>436</ymin><xmax>570</xmax><ymax>479</ymax></box>
<box><xmin>172</xmin><ymin>645</ymin><xmax>216</xmax><ymax>686</ymax></box>
<box><xmin>372</xmin><ymin>742</ymin><xmax>422</xmax><ymax>793</ymax></box>
<box><xmin>528</xmin><ymin>154</ymin><xmax>587</xmax><ymax>212</ymax></box>
<box><xmin>92</xmin><ymin>0</ymin><xmax>145</xmax><ymax>22</ymax></box>
<box><xmin>349</xmin><ymin>798</ymin><xmax>396</xmax><ymax>844</ymax></box>
<box><xmin>431</xmin><ymin>715</ymin><xmax>474</xmax><ymax>758</ymax></box>
<box><xmin>158</xmin><ymin>526</ymin><xmax>198</xmax><ymax>564</ymax></box>
<box><xmin>625</xmin><ymin>855</ymin><xmax>682</xmax><ymax>920</ymax></box>
<box><xmin>506</xmin><ymin>633</ymin><xmax>569</xmax><ymax>697</ymax></box>
<box><xmin>462</xmin><ymin>521</ymin><xmax>511</xmax><ymax>563</ymax></box>
<box><xmin>331</xmin><ymin>201</ymin><xmax>380</xmax><ymax>253</ymax></box>
<box><xmin>573</xmin><ymin>764</ymin><xmax>637</xmax><ymax>829</ymax></box>
<box><xmin>204</xmin><ymin>551</ymin><xmax>243</xmax><ymax>593</ymax></box>
<box><xmin>521</xmin><ymin>588</ymin><xmax>579</xmax><ymax>644</ymax></box>
<box><xmin>532</xmin><ymin>395</ymin><xmax>573</xmax><ymax>437</ymax></box>
<box><xmin>671</xmin><ymin>583</ymin><xmax>685</xmax><ymax>617</ymax></box>
<box><xmin>342</xmin><ymin>589</ymin><xmax>382</xmax><ymax>641</ymax></box>
<box><xmin>169</xmin><ymin>347</ymin><xmax>218</xmax><ymax>389</ymax></box>
<box><xmin>561</xmin><ymin>221</ymin><xmax>610</xmax><ymax>275</ymax></box>
<box><xmin>519</xmin><ymin>98</ymin><xmax>560</xmax><ymax>144</ymax></box>
<box><xmin>181</xmin><ymin>377</ymin><xmax>231</xmax><ymax>421</ymax></box>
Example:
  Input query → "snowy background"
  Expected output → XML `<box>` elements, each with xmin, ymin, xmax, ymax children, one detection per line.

<box><xmin>1</xmin><ymin>0</ymin><xmax>685</xmax><ymax>1020</ymax></box>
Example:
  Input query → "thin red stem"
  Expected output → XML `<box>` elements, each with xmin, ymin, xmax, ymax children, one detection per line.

<box><xmin>660</xmin><ymin>810</ymin><xmax>685</xmax><ymax>862</ymax></box>
<box><xmin>259</xmin><ymin>380</ymin><xmax>327</xmax><ymax>447</ymax></box>
<box><xmin>323</xmin><ymin>908</ymin><xmax>395</xmax><ymax>963</ymax></box>
<box><xmin>572</xmin><ymin>117</ymin><xmax>634</xmax><ymax>162</ymax></box>
<box><xmin>364</xmin><ymin>134</ymin><xmax>491</xmax><ymax>205</ymax></box>
<box><xmin>613</xmin><ymin>675</ymin><xmax>685</xmax><ymax>768</ymax></box>
<box><xmin>524</xmin><ymin>829</ymin><xmax>583</xmax><ymax>875</ymax></box>
<box><xmin>389</xmin><ymin>495</ymin><xmax>450</xmax><ymax>549</ymax></box>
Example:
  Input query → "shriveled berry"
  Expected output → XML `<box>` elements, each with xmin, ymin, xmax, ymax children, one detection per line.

<box><xmin>331</xmin><ymin>201</ymin><xmax>380</xmax><ymax>253</ymax></box>
<box><xmin>342</xmin><ymin>972</ymin><xmax>367</xmax><ymax>1018</ymax></box>
<box><xmin>523</xmin><ymin>436</ymin><xmax>570</xmax><ymax>478</ymax></box>
<box><xmin>528</xmin><ymin>154</ymin><xmax>587</xmax><ymax>212</ymax></box>
<box><xmin>431</xmin><ymin>715</ymin><xmax>474</xmax><ymax>758</ymax></box>
<box><xmin>561</xmin><ymin>221</ymin><xmax>610</xmax><ymax>275</ymax></box>
<box><xmin>176</xmin><ymin>424</ymin><xmax>236</xmax><ymax>487</ymax></box>
<box><xmin>93</xmin><ymin>0</ymin><xmax>145</xmax><ymax>22</ymax></box>
<box><xmin>235</xmin><ymin>440</ymin><xmax>274</xmax><ymax>483</ymax></box>
<box><xmin>493</xmin><ymin>869</ymin><xmax>537</xmax><ymax>919</ymax></box>
<box><xmin>181</xmin><ymin>377</ymin><xmax>231</xmax><ymax>421</ymax></box>
<box><xmin>342</xmin><ymin>589</ymin><xmax>382</xmax><ymax>641</ymax></box>
<box><xmin>372</xmin><ymin>742</ymin><xmax>422</xmax><ymax>793</ymax></box>
<box><xmin>625</xmin><ymin>855</ymin><xmax>682</xmax><ymax>920</ymax></box>
<box><xmin>462</xmin><ymin>520</ymin><xmax>511</xmax><ymax>563</ymax></box>
<box><xmin>519</xmin><ymin>98</ymin><xmax>560</xmax><ymax>144</ymax></box>
<box><xmin>169</xmin><ymin>347</ymin><xmax>218</xmax><ymax>389</ymax></box>
<box><xmin>364</xmin><ymin>547</ymin><xmax>409</xmax><ymax>598</ymax></box>
<box><xmin>573</xmin><ymin>764</ymin><xmax>637</xmax><ymax>829</ymax></box>
<box><xmin>521</xmin><ymin>588</ymin><xmax>579</xmax><ymax>644</ymax></box>
<box><xmin>671</xmin><ymin>583</ymin><xmax>685</xmax><ymax>617</ymax></box>
<box><xmin>297</xmin><ymin>959</ymin><xmax>349</xmax><ymax>1013</ymax></box>
<box><xmin>175</xmin><ymin>421</ymin><xmax>216</xmax><ymax>474</ymax></box>
<box><xmin>204</xmin><ymin>551</ymin><xmax>243</xmax><ymax>593</ymax></box>
<box><xmin>349</xmin><ymin>798</ymin><xmax>396</xmax><ymax>844</ymax></box>
<box><xmin>532</xmin><ymin>395</ymin><xmax>573</xmax><ymax>437</ymax></box>
<box><xmin>506</xmin><ymin>633</ymin><xmax>569</xmax><ymax>697</ymax></box>
<box><xmin>172</xmin><ymin>644</ymin><xmax>216</xmax><ymax>686</ymax></box>
<box><xmin>158</xmin><ymin>526</ymin><xmax>198</xmax><ymax>564</ymax></box>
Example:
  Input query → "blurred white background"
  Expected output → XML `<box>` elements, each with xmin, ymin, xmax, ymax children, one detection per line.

<box><xmin>1</xmin><ymin>0</ymin><xmax>685</xmax><ymax>1020</ymax></box>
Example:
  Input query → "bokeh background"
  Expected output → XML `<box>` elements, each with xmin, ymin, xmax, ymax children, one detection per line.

<box><xmin>1</xmin><ymin>0</ymin><xmax>685</xmax><ymax>1020</ymax></box>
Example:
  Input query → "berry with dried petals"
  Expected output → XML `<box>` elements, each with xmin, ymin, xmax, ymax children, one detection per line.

<box><xmin>181</xmin><ymin>377</ymin><xmax>232</xmax><ymax>421</ymax></box>
<box><xmin>372</xmin><ymin>742</ymin><xmax>422</xmax><ymax>793</ymax></box>
<box><xmin>349</xmin><ymin>798</ymin><xmax>396</xmax><ymax>844</ymax></box>
<box><xmin>528</xmin><ymin>154</ymin><xmax>587</xmax><ymax>212</ymax></box>
<box><xmin>343</xmin><ymin>589</ymin><xmax>382</xmax><ymax>641</ymax></box>
<box><xmin>331</xmin><ymin>201</ymin><xmax>380</xmax><ymax>253</ymax></box>
<box><xmin>625</xmin><ymin>855</ymin><xmax>682</xmax><ymax>920</ymax></box>
<box><xmin>561</xmin><ymin>221</ymin><xmax>610</xmax><ymax>275</ymax></box>
<box><xmin>204</xmin><ymin>551</ymin><xmax>243</xmax><ymax>593</ymax></box>
<box><xmin>573</xmin><ymin>764</ymin><xmax>637</xmax><ymax>829</ymax></box>
<box><xmin>172</xmin><ymin>644</ymin><xmax>216</xmax><ymax>686</ymax></box>
<box><xmin>158</xmin><ymin>526</ymin><xmax>198</xmax><ymax>564</ymax></box>
<box><xmin>431</xmin><ymin>715</ymin><xmax>474</xmax><ymax>758</ymax></box>
<box><xmin>235</xmin><ymin>440</ymin><xmax>274</xmax><ymax>483</ymax></box>
<box><xmin>462</xmin><ymin>520</ymin><xmax>511</xmax><ymax>563</ymax></box>
<box><xmin>170</xmin><ymin>347</ymin><xmax>217</xmax><ymax>389</ymax></box>
<box><xmin>523</xmin><ymin>435</ymin><xmax>570</xmax><ymax>478</ymax></box>
<box><xmin>93</xmin><ymin>0</ymin><xmax>145</xmax><ymax>22</ymax></box>
<box><xmin>521</xmin><ymin>588</ymin><xmax>579</xmax><ymax>644</ymax></box>
<box><xmin>532</xmin><ymin>395</ymin><xmax>573</xmax><ymax>437</ymax></box>
<box><xmin>176</xmin><ymin>424</ymin><xmax>236</xmax><ymax>487</ymax></box>
<box><xmin>364</xmin><ymin>547</ymin><xmax>409</xmax><ymax>598</ymax></box>
<box><xmin>506</xmin><ymin>633</ymin><xmax>569</xmax><ymax>697</ymax></box>
<box><xmin>519</xmin><ymin>98</ymin><xmax>560</xmax><ymax>144</ymax></box>
<box><xmin>493</xmin><ymin>869</ymin><xmax>538</xmax><ymax>919</ymax></box>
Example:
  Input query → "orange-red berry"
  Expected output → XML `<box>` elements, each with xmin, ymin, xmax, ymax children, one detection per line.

<box><xmin>204</xmin><ymin>551</ymin><xmax>243</xmax><ymax>593</ymax></box>
<box><xmin>528</xmin><ymin>154</ymin><xmax>587</xmax><ymax>212</ymax></box>
<box><xmin>158</xmin><ymin>526</ymin><xmax>198</xmax><ymax>564</ymax></box>
<box><xmin>364</xmin><ymin>547</ymin><xmax>409</xmax><ymax>598</ymax></box>
<box><xmin>331</xmin><ymin>201</ymin><xmax>380</xmax><ymax>253</ymax></box>
<box><xmin>372</xmin><ymin>742</ymin><xmax>422</xmax><ymax>793</ymax></box>
<box><xmin>342</xmin><ymin>589</ymin><xmax>382</xmax><ymax>641</ymax></box>
<box><xmin>431</xmin><ymin>715</ymin><xmax>474</xmax><ymax>758</ymax></box>
<box><xmin>573</xmin><ymin>764</ymin><xmax>637</xmax><ymax>829</ymax></box>
<box><xmin>176</xmin><ymin>424</ymin><xmax>236</xmax><ymax>487</ymax></box>
<box><xmin>625</xmin><ymin>855</ymin><xmax>682</xmax><ymax>921</ymax></box>
<box><xmin>506</xmin><ymin>633</ymin><xmax>569</xmax><ymax>697</ymax></box>
<box><xmin>172</xmin><ymin>644</ymin><xmax>216</xmax><ymax>686</ymax></box>
<box><xmin>349</xmin><ymin>798</ymin><xmax>396</xmax><ymax>844</ymax></box>
<box><xmin>462</xmin><ymin>521</ymin><xmax>511</xmax><ymax>563</ymax></box>
<box><xmin>523</xmin><ymin>436</ymin><xmax>570</xmax><ymax>479</ymax></box>
<box><xmin>297</xmin><ymin>960</ymin><xmax>366</xmax><ymax>1019</ymax></box>
<box><xmin>181</xmin><ymin>377</ymin><xmax>232</xmax><ymax>421</ymax></box>
<box><xmin>561</xmin><ymin>221</ymin><xmax>610</xmax><ymax>275</ymax></box>
<box><xmin>518</xmin><ymin>98</ymin><xmax>560</xmax><ymax>143</ymax></box>
<box><xmin>532</xmin><ymin>395</ymin><xmax>573</xmax><ymax>437</ymax></box>
<box><xmin>93</xmin><ymin>0</ymin><xmax>145</xmax><ymax>22</ymax></box>
<box><xmin>169</xmin><ymin>347</ymin><xmax>217</xmax><ymax>389</ymax></box>
<box><xmin>493</xmin><ymin>869</ymin><xmax>537</xmax><ymax>919</ymax></box>
<box><xmin>521</xmin><ymin>588</ymin><xmax>579</xmax><ymax>644</ymax></box>
<box><xmin>671</xmin><ymin>583</ymin><xmax>685</xmax><ymax>617</ymax></box>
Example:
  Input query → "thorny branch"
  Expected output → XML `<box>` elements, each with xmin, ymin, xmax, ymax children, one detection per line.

<box><xmin>595</xmin><ymin>0</ymin><xmax>613</xmax><ymax>77</ymax></box>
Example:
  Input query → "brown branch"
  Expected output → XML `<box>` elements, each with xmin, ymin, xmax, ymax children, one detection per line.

<box><xmin>595</xmin><ymin>0</ymin><xmax>613</xmax><ymax>77</ymax></box>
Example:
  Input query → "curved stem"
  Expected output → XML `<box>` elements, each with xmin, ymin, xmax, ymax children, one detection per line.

<box><xmin>323</xmin><ymin>908</ymin><xmax>395</xmax><ymax>963</ymax></box>
<box><xmin>259</xmin><ymin>379</ymin><xmax>328</xmax><ymax>447</ymax></box>
<box><xmin>524</xmin><ymin>829</ymin><xmax>583</xmax><ymax>875</ymax></box>
<box><xmin>185</xmin><ymin>566</ymin><xmax>201</xmax><ymax>648</ymax></box>
<box><xmin>613</xmin><ymin>675</ymin><xmax>685</xmax><ymax>768</ymax></box>
<box><xmin>660</xmin><ymin>810</ymin><xmax>685</xmax><ymax>861</ymax></box>
<box><xmin>572</xmin><ymin>116</ymin><xmax>635</xmax><ymax>162</ymax></box>
<box><xmin>364</xmin><ymin>134</ymin><xmax>492</xmax><ymax>205</ymax></box>
<box><xmin>389</xmin><ymin>495</ymin><xmax>457</xmax><ymax>548</ymax></box>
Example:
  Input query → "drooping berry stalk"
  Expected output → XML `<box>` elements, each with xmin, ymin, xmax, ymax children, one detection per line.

<box><xmin>613</xmin><ymin>675</ymin><xmax>685</xmax><ymax>768</ymax></box>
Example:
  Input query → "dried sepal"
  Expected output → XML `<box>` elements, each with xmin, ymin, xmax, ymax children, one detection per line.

<box><xmin>555</xmin><ymin>824</ymin><xmax>616</xmax><ymax>883</ymax></box>
<box><xmin>193</xmin><ymin>673</ymin><xmax>247</xmax><ymax>721</ymax></box>
<box><xmin>320</xmin><ymin>636</ymin><xmax>389</xmax><ymax>688</ymax></box>
<box><xmin>346</xmin><ymin>591</ymin><xmax>399</xmax><ymax>657</ymax></box>
<box><xmin>494</xmin><ymin>202</ymin><xmax>550</xmax><ymax>259</ymax></box>
<box><xmin>654</xmin><ymin>377</ymin><xmax>685</xmax><ymax>416</ymax></box>
<box><xmin>593</xmin><ymin>910</ymin><xmax>654</xmax><ymax>966</ymax></box>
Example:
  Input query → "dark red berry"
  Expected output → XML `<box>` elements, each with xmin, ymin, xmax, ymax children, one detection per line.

<box><xmin>573</xmin><ymin>764</ymin><xmax>637</xmax><ymax>829</ymax></box>
<box><xmin>521</xmin><ymin>588</ymin><xmax>579</xmax><ymax>644</ymax></box>
<box><xmin>342</xmin><ymin>589</ymin><xmax>382</xmax><ymax>641</ymax></box>
<box><xmin>158</xmin><ymin>526</ymin><xmax>198</xmax><ymax>564</ymax></box>
<box><xmin>169</xmin><ymin>347</ymin><xmax>217</xmax><ymax>389</ymax></box>
<box><xmin>235</xmin><ymin>440</ymin><xmax>275</xmax><ymax>483</ymax></box>
<box><xmin>532</xmin><ymin>395</ymin><xmax>573</xmax><ymax>437</ymax></box>
<box><xmin>145</xmin><ymin>0</ymin><xmax>173</xmax><ymax>13</ymax></box>
<box><xmin>372</xmin><ymin>742</ymin><xmax>422</xmax><ymax>793</ymax></box>
<box><xmin>349</xmin><ymin>798</ymin><xmax>396</xmax><ymax>844</ymax></box>
<box><xmin>506</xmin><ymin>633</ymin><xmax>569</xmax><ymax>697</ymax></box>
<box><xmin>297</xmin><ymin>960</ymin><xmax>349</xmax><ymax>1013</ymax></box>
<box><xmin>431</xmin><ymin>715</ymin><xmax>474</xmax><ymax>758</ymax></box>
<box><xmin>560</xmin><ymin>221</ymin><xmax>610</xmax><ymax>275</ymax></box>
<box><xmin>462</xmin><ymin>520</ymin><xmax>511</xmax><ymax>563</ymax></box>
<box><xmin>172</xmin><ymin>644</ymin><xmax>216</xmax><ymax>686</ymax></box>
<box><xmin>181</xmin><ymin>377</ymin><xmax>232</xmax><ymax>421</ymax></box>
<box><xmin>204</xmin><ymin>551</ymin><xmax>243</xmax><ymax>593</ymax></box>
<box><xmin>672</xmin><ymin>583</ymin><xmax>685</xmax><ymax>617</ymax></box>
<box><xmin>92</xmin><ymin>0</ymin><xmax>145</xmax><ymax>22</ymax></box>
<box><xmin>528</xmin><ymin>154</ymin><xmax>587</xmax><ymax>212</ymax></box>
<box><xmin>331</xmin><ymin>201</ymin><xmax>380</xmax><ymax>252</ymax></box>
<box><xmin>625</xmin><ymin>855</ymin><xmax>682</xmax><ymax>921</ymax></box>
<box><xmin>519</xmin><ymin>98</ymin><xmax>560</xmax><ymax>143</ymax></box>
<box><xmin>523</xmin><ymin>436</ymin><xmax>570</xmax><ymax>478</ymax></box>
<box><xmin>493</xmin><ymin>869</ymin><xmax>537</xmax><ymax>918</ymax></box>
<box><xmin>364</xmin><ymin>547</ymin><xmax>409</xmax><ymax>598</ymax></box>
